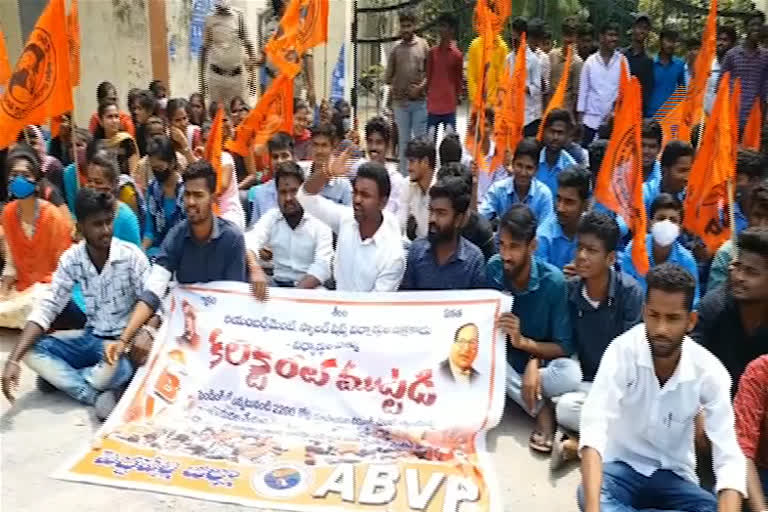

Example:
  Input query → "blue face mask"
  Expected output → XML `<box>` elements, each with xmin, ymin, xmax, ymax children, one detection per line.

<box><xmin>9</xmin><ymin>175</ymin><xmax>36</xmax><ymax>199</ymax></box>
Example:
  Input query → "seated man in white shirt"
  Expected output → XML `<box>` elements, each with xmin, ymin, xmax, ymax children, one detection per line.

<box><xmin>404</xmin><ymin>135</ymin><xmax>436</xmax><ymax>240</ymax></box>
<box><xmin>246</xmin><ymin>161</ymin><xmax>332</xmax><ymax>288</ymax></box>
<box><xmin>578</xmin><ymin>263</ymin><xmax>746</xmax><ymax>512</ymax></box>
<box><xmin>297</xmin><ymin>156</ymin><xmax>405</xmax><ymax>292</ymax></box>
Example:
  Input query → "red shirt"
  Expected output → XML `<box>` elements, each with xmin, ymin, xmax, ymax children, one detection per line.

<box><xmin>426</xmin><ymin>41</ymin><xmax>463</xmax><ymax>115</ymax></box>
<box><xmin>734</xmin><ymin>354</ymin><xmax>768</xmax><ymax>469</ymax></box>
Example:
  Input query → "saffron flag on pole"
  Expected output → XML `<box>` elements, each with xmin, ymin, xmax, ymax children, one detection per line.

<box><xmin>265</xmin><ymin>0</ymin><xmax>329</xmax><ymax>79</ymax></box>
<box><xmin>742</xmin><ymin>99</ymin><xmax>763</xmax><ymax>150</ymax></box>
<box><xmin>654</xmin><ymin>86</ymin><xmax>690</xmax><ymax>147</ymax></box>
<box><xmin>68</xmin><ymin>0</ymin><xmax>81</xmax><ymax>87</ymax></box>
<box><xmin>227</xmin><ymin>74</ymin><xmax>294</xmax><ymax>157</ymax></box>
<box><xmin>205</xmin><ymin>106</ymin><xmax>224</xmax><ymax>214</ymax></box>
<box><xmin>0</xmin><ymin>0</ymin><xmax>72</xmax><ymax>149</ymax></box>
<box><xmin>490</xmin><ymin>34</ymin><xmax>526</xmax><ymax>173</ymax></box>
<box><xmin>465</xmin><ymin>0</ymin><xmax>495</xmax><ymax>162</ymax></box>
<box><xmin>537</xmin><ymin>44</ymin><xmax>572</xmax><ymax>141</ymax></box>
<box><xmin>0</xmin><ymin>28</ymin><xmax>11</xmax><ymax>90</ymax></box>
<box><xmin>682</xmin><ymin>0</ymin><xmax>717</xmax><ymax>131</ymax></box>
<box><xmin>594</xmin><ymin>61</ymin><xmax>649</xmax><ymax>275</ymax></box>
<box><xmin>683</xmin><ymin>72</ymin><xmax>736</xmax><ymax>254</ymax></box>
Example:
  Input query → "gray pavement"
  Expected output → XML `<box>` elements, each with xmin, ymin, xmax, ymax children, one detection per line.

<box><xmin>0</xmin><ymin>329</ymin><xmax>581</xmax><ymax>511</ymax></box>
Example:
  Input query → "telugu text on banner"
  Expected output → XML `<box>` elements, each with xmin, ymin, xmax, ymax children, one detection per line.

<box><xmin>56</xmin><ymin>284</ymin><xmax>510</xmax><ymax>512</ymax></box>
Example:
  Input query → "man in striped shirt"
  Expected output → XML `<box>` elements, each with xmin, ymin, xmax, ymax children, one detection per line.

<box><xmin>734</xmin><ymin>355</ymin><xmax>768</xmax><ymax>511</ymax></box>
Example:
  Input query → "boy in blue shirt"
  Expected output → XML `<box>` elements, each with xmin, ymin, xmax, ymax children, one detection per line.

<box><xmin>536</xmin><ymin>109</ymin><xmax>578</xmax><ymax>196</ymax></box>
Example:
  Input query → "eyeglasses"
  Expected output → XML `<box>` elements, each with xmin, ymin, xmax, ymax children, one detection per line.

<box><xmin>453</xmin><ymin>339</ymin><xmax>478</xmax><ymax>347</ymax></box>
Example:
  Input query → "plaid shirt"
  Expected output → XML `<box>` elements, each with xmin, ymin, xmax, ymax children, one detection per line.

<box><xmin>28</xmin><ymin>239</ymin><xmax>150</xmax><ymax>337</ymax></box>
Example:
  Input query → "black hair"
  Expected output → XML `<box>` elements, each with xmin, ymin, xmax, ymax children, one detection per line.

<box><xmin>684</xmin><ymin>37</ymin><xmax>701</xmax><ymax>51</ymax></box>
<box><xmin>85</xmin><ymin>138</ymin><xmax>108</xmax><ymax>164</ymax></box>
<box><xmin>642</xmin><ymin>119</ymin><xmax>663</xmax><ymax>147</ymax></box>
<box><xmin>577</xmin><ymin>210</ymin><xmax>620</xmax><ymax>252</ymax></box>
<box><xmin>660</xmin><ymin>140</ymin><xmax>694</xmax><ymax>169</ymax></box>
<box><xmin>188</xmin><ymin>92</ymin><xmax>207</xmax><ymax>123</ymax></box>
<box><xmin>561</xmin><ymin>16</ymin><xmax>579</xmax><ymax>36</ymax></box>
<box><xmin>528</xmin><ymin>18</ymin><xmax>547</xmax><ymax>39</ymax></box>
<box><xmin>588</xmin><ymin>138</ymin><xmax>609</xmax><ymax>176</ymax></box>
<box><xmin>436</xmin><ymin>13</ymin><xmax>457</xmax><ymax>32</ymax></box>
<box><xmin>659</xmin><ymin>28</ymin><xmax>680</xmax><ymax>42</ymax></box>
<box><xmin>127</xmin><ymin>88</ymin><xmax>140</xmax><ymax>109</ymax></box>
<box><xmin>89</xmin><ymin>152</ymin><xmax>120</xmax><ymax>186</ymax></box>
<box><xmin>719</xmin><ymin>25</ymin><xmax>738</xmax><ymax>43</ymax></box>
<box><xmin>355</xmin><ymin>161</ymin><xmax>391</xmax><ymax>199</ymax></box>
<box><xmin>557</xmin><ymin>166</ymin><xmax>591</xmax><ymax>200</ymax></box>
<box><xmin>73</xmin><ymin>127</ymin><xmax>92</xmax><ymax>145</ymax></box>
<box><xmin>166</xmin><ymin>98</ymin><xmax>188</xmax><ymax>120</ymax></box>
<box><xmin>145</xmin><ymin>135</ymin><xmax>177</xmax><ymax>164</ymax></box>
<box><xmin>133</xmin><ymin>90</ymin><xmax>156</xmax><ymax>113</ymax></box>
<box><xmin>429</xmin><ymin>176</ymin><xmax>471</xmax><ymax>215</ymax></box>
<box><xmin>229</xmin><ymin>96</ymin><xmax>248</xmax><ymax>113</ymax></box>
<box><xmin>513</xmin><ymin>137</ymin><xmax>540</xmax><ymax>163</ymax></box>
<box><xmin>646</xmin><ymin>263</ymin><xmax>696</xmax><ymax>311</ymax></box>
<box><xmin>746</xmin><ymin>10</ymin><xmax>766</xmax><ymax>27</ymax></box>
<box><xmin>543</xmin><ymin>108</ymin><xmax>574</xmax><ymax>130</ymax></box>
<box><xmin>399</xmin><ymin>8</ymin><xmax>416</xmax><ymax>23</ymax></box>
<box><xmin>737</xmin><ymin>227</ymin><xmax>768</xmax><ymax>262</ymax></box>
<box><xmin>437</xmin><ymin>161</ymin><xmax>472</xmax><ymax>190</ymax></box>
<box><xmin>438</xmin><ymin>133</ymin><xmax>463</xmax><ymax>165</ymax></box>
<box><xmin>149</xmin><ymin>80</ymin><xmax>166</xmax><ymax>96</ymax></box>
<box><xmin>650</xmin><ymin>192</ymin><xmax>684</xmax><ymax>221</ymax></box>
<box><xmin>751</xmin><ymin>179</ymin><xmax>768</xmax><ymax>212</ymax></box>
<box><xmin>578</xmin><ymin>22</ymin><xmax>594</xmax><ymax>38</ymax></box>
<box><xmin>183</xmin><ymin>160</ymin><xmax>217</xmax><ymax>193</ymax></box>
<box><xmin>736</xmin><ymin>149</ymin><xmax>768</xmax><ymax>181</ymax></box>
<box><xmin>97</xmin><ymin>100</ymin><xmax>119</xmax><ymax>120</ymax></box>
<box><xmin>294</xmin><ymin>98</ymin><xmax>310</xmax><ymax>112</ymax></box>
<box><xmin>600</xmin><ymin>21</ymin><xmax>620</xmax><ymax>35</ymax></box>
<box><xmin>365</xmin><ymin>116</ymin><xmax>392</xmax><ymax>144</ymax></box>
<box><xmin>310</xmin><ymin>121</ymin><xmax>339</xmax><ymax>141</ymax></box>
<box><xmin>405</xmin><ymin>135</ymin><xmax>437</xmax><ymax>169</ymax></box>
<box><xmin>499</xmin><ymin>204</ymin><xmax>537</xmax><ymax>242</ymax></box>
<box><xmin>96</xmin><ymin>81</ymin><xmax>116</xmax><ymax>102</ymax></box>
<box><xmin>274</xmin><ymin>160</ymin><xmax>305</xmax><ymax>188</ymax></box>
<box><xmin>511</xmin><ymin>17</ymin><xmax>528</xmax><ymax>34</ymax></box>
<box><xmin>267</xmin><ymin>131</ymin><xmax>295</xmax><ymax>154</ymax></box>
<box><xmin>6</xmin><ymin>144</ymin><xmax>42</xmax><ymax>180</ymax></box>
<box><xmin>208</xmin><ymin>101</ymin><xmax>221</xmax><ymax>121</ymax></box>
<box><xmin>75</xmin><ymin>187</ymin><xmax>115</xmax><ymax>223</ymax></box>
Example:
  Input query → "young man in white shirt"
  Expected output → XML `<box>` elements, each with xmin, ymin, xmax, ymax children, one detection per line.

<box><xmin>246</xmin><ymin>161</ymin><xmax>332</xmax><ymax>289</ymax></box>
<box><xmin>578</xmin><ymin>263</ymin><xmax>746</xmax><ymax>512</ymax></box>
<box><xmin>577</xmin><ymin>21</ymin><xmax>627</xmax><ymax>148</ymax></box>
<box><xmin>507</xmin><ymin>17</ymin><xmax>543</xmax><ymax>137</ymax></box>
<box><xmin>298</xmin><ymin>157</ymin><xmax>405</xmax><ymax>292</ymax></box>
<box><xmin>404</xmin><ymin>135</ymin><xmax>436</xmax><ymax>241</ymax></box>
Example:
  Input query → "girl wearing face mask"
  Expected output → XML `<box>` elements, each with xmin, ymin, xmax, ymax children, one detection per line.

<box><xmin>619</xmin><ymin>193</ymin><xmax>701</xmax><ymax>307</ymax></box>
<box><xmin>0</xmin><ymin>146</ymin><xmax>73</xmax><ymax>327</ymax></box>
<box><xmin>142</xmin><ymin>135</ymin><xmax>187</xmax><ymax>256</ymax></box>
<box><xmin>167</xmin><ymin>98</ymin><xmax>202</xmax><ymax>166</ymax></box>
<box><xmin>133</xmin><ymin>116</ymin><xmax>189</xmax><ymax>195</ymax></box>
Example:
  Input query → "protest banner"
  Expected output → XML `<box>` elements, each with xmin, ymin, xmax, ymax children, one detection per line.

<box><xmin>57</xmin><ymin>284</ymin><xmax>510</xmax><ymax>512</ymax></box>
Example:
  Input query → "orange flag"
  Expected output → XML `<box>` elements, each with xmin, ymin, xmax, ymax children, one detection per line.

<box><xmin>490</xmin><ymin>34</ymin><xmax>526</xmax><ymax>173</ymax></box>
<box><xmin>265</xmin><ymin>0</ymin><xmax>329</xmax><ymax>79</ymax></box>
<box><xmin>537</xmin><ymin>44</ymin><xmax>572</xmax><ymax>141</ymax></box>
<box><xmin>68</xmin><ymin>0</ymin><xmax>80</xmax><ymax>87</ymax></box>
<box><xmin>742</xmin><ymin>98</ymin><xmax>763</xmax><ymax>150</ymax></box>
<box><xmin>205</xmin><ymin>105</ymin><xmax>224</xmax><ymax>214</ymax></box>
<box><xmin>0</xmin><ymin>29</ymin><xmax>10</xmax><ymax>89</ymax></box>
<box><xmin>0</xmin><ymin>0</ymin><xmax>72</xmax><ymax>149</ymax></box>
<box><xmin>655</xmin><ymin>87</ymin><xmax>691</xmax><ymax>147</ymax></box>
<box><xmin>465</xmin><ymin>1</ymin><xmax>495</xmax><ymax>162</ymax></box>
<box><xmin>682</xmin><ymin>0</ymin><xmax>717</xmax><ymax>130</ymax></box>
<box><xmin>227</xmin><ymin>74</ymin><xmax>294</xmax><ymax>157</ymax></box>
<box><xmin>595</xmin><ymin>62</ymin><xmax>649</xmax><ymax>275</ymax></box>
<box><xmin>683</xmin><ymin>72</ymin><xmax>736</xmax><ymax>254</ymax></box>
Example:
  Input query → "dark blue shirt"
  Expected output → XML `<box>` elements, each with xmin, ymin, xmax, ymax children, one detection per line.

<box><xmin>487</xmin><ymin>255</ymin><xmax>573</xmax><ymax>372</ymax></box>
<box><xmin>400</xmin><ymin>237</ymin><xmax>487</xmax><ymax>290</ymax></box>
<box><xmin>141</xmin><ymin>216</ymin><xmax>247</xmax><ymax>310</ymax></box>
<box><xmin>567</xmin><ymin>269</ymin><xmax>644</xmax><ymax>381</ymax></box>
<box><xmin>646</xmin><ymin>55</ymin><xmax>686</xmax><ymax>117</ymax></box>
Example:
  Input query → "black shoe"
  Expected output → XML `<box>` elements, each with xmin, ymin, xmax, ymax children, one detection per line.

<box><xmin>36</xmin><ymin>376</ymin><xmax>57</xmax><ymax>393</ymax></box>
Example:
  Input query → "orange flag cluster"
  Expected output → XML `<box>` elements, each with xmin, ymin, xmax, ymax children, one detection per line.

<box><xmin>490</xmin><ymin>33</ymin><xmax>527</xmax><ymax>173</ymax></box>
<box><xmin>682</xmin><ymin>0</ymin><xmax>717</xmax><ymax>131</ymax></box>
<box><xmin>265</xmin><ymin>0</ymin><xmax>329</xmax><ymax>79</ymax></box>
<box><xmin>0</xmin><ymin>0</ymin><xmax>80</xmax><ymax>149</ymax></box>
<box><xmin>683</xmin><ymin>72</ymin><xmax>737</xmax><ymax>254</ymax></box>
<box><xmin>595</xmin><ymin>61</ymin><xmax>649</xmax><ymax>276</ymax></box>
<box><xmin>537</xmin><ymin>44</ymin><xmax>572</xmax><ymax>141</ymax></box>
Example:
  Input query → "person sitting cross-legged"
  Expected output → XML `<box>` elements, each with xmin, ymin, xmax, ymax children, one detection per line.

<box><xmin>1</xmin><ymin>189</ymin><xmax>157</xmax><ymax>420</ymax></box>
<box><xmin>488</xmin><ymin>204</ymin><xmax>580</xmax><ymax>454</ymax></box>
<box><xmin>578</xmin><ymin>263</ymin><xmax>746</xmax><ymax>512</ymax></box>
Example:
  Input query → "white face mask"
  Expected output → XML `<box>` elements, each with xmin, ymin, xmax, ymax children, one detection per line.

<box><xmin>156</xmin><ymin>97</ymin><xmax>168</xmax><ymax>110</ymax></box>
<box><xmin>651</xmin><ymin>219</ymin><xmax>680</xmax><ymax>247</ymax></box>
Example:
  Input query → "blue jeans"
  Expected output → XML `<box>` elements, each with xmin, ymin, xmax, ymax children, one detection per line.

<box><xmin>24</xmin><ymin>329</ymin><xmax>134</xmax><ymax>406</ymax></box>
<box><xmin>393</xmin><ymin>100</ymin><xmax>427</xmax><ymax>175</ymax></box>
<box><xmin>427</xmin><ymin>112</ymin><xmax>456</xmax><ymax>141</ymax></box>
<box><xmin>577</xmin><ymin>461</ymin><xmax>717</xmax><ymax>512</ymax></box>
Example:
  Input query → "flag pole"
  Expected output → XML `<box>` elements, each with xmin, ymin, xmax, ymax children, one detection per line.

<box><xmin>727</xmin><ymin>179</ymin><xmax>737</xmax><ymax>257</ymax></box>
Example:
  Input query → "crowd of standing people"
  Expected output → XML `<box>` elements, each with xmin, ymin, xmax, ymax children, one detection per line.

<box><xmin>0</xmin><ymin>1</ymin><xmax>768</xmax><ymax>510</ymax></box>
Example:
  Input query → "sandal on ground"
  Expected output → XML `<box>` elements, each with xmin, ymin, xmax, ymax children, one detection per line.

<box><xmin>529</xmin><ymin>430</ymin><xmax>553</xmax><ymax>453</ymax></box>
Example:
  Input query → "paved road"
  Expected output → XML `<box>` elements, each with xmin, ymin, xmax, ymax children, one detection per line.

<box><xmin>0</xmin><ymin>328</ymin><xmax>581</xmax><ymax>511</ymax></box>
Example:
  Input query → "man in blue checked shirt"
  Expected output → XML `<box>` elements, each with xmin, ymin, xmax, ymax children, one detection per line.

<box><xmin>536</xmin><ymin>166</ymin><xmax>590</xmax><ymax>272</ymax></box>
<box><xmin>535</xmin><ymin>108</ymin><xmax>578</xmax><ymax>197</ymax></box>
<box><xmin>479</xmin><ymin>138</ymin><xmax>554</xmax><ymax>225</ymax></box>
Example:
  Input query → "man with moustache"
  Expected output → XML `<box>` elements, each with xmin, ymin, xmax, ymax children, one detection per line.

<box><xmin>578</xmin><ymin>263</ymin><xmax>746</xmax><ymax>512</ymax></box>
<box><xmin>400</xmin><ymin>177</ymin><xmax>485</xmax><ymax>290</ymax></box>
<box><xmin>489</xmin><ymin>204</ymin><xmax>580</xmax><ymax>454</ymax></box>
